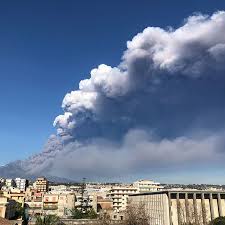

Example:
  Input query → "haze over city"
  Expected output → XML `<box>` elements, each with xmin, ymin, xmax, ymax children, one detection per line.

<box><xmin>1</xmin><ymin>0</ymin><xmax>225</xmax><ymax>184</ymax></box>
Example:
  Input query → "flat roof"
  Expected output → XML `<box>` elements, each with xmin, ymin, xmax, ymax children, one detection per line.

<box><xmin>129</xmin><ymin>190</ymin><xmax>225</xmax><ymax>196</ymax></box>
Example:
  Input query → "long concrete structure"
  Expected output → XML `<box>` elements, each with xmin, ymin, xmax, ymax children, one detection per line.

<box><xmin>129</xmin><ymin>190</ymin><xmax>225</xmax><ymax>225</ymax></box>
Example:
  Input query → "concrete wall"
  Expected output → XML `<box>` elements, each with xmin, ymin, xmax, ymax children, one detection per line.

<box><xmin>129</xmin><ymin>191</ymin><xmax>225</xmax><ymax>225</ymax></box>
<box><xmin>130</xmin><ymin>192</ymin><xmax>169</xmax><ymax>225</ymax></box>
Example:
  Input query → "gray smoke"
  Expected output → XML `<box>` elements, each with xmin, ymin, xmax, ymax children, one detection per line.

<box><xmin>2</xmin><ymin>11</ymin><xmax>225</xmax><ymax>182</ymax></box>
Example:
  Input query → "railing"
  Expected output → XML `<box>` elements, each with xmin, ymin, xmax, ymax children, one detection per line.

<box><xmin>43</xmin><ymin>206</ymin><xmax>58</xmax><ymax>210</ymax></box>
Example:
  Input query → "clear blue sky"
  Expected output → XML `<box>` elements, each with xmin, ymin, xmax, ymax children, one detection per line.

<box><xmin>0</xmin><ymin>0</ymin><xmax>224</xmax><ymax>165</ymax></box>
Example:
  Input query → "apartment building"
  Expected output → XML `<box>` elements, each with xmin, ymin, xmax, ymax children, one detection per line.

<box><xmin>5</xmin><ymin>179</ymin><xmax>16</xmax><ymax>188</ymax></box>
<box><xmin>3</xmin><ymin>190</ymin><xmax>25</xmax><ymax>207</ymax></box>
<box><xmin>0</xmin><ymin>196</ymin><xmax>16</xmax><ymax>219</ymax></box>
<box><xmin>133</xmin><ymin>179</ymin><xmax>164</xmax><ymax>193</ymax></box>
<box><xmin>107</xmin><ymin>186</ymin><xmax>137</xmax><ymax>212</ymax></box>
<box><xmin>34</xmin><ymin>177</ymin><xmax>49</xmax><ymax>193</ymax></box>
<box><xmin>15</xmin><ymin>178</ymin><xmax>28</xmax><ymax>191</ymax></box>
<box><xmin>43</xmin><ymin>193</ymin><xmax>75</xmax><ymax>217</ymax></box>
<box><xmin>25</xmin><ymin>192</ymin><xmax>43</xmax><ymax>217</ymax></box>
<box><xmin>75</xmin><ymin>192</ymin><xmax>94</xmax><ymax>210</ymax></box>
<box><xmin>43</xmin><ymin>193</ymin><xmax>58</xmax><ymax>212</ymax></box>
<box><xmin>129</xmin><ymin>190</ymin><xmax>225</xmax><ymax>225</ymax></box>
<box><xmin>58</xmin><ymin>193</ymin><xmax>75</xmax><ymax>217</ymax></box>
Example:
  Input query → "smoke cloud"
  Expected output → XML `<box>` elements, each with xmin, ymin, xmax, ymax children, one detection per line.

<box><xmin>12</xmin><ymin>11</ymin><xmax>225</xmax><ymax>181</ymax></box>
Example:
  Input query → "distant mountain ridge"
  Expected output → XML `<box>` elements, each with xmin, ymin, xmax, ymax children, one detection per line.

<box><xmin>0</xmin><ymin>160</ymin><xmax>75</xmax><ymax>183</ymax></box>
<box><xmin>0</xmin><ymin>135</ymin><xmax>76</xmax><ymax>183</ymax></box>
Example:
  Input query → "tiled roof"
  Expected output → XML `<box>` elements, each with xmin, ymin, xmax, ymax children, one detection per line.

<box><xmin>0</xmin><ymin>217</ymin><xmax>11</xmax><ymax>225</ymax></box>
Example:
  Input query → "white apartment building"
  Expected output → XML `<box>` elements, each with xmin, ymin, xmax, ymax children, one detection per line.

<box><xmin>107</xmin><ymin>186</ymin><xmax>138</xmax><ymax>212</ymax></box>
<box><xmin>5</xmin><ymin>179</ymin><xmax>16</xmax><ymax>188</ymax></box>
<box><xmin>75</xmin><ymin>192</ymin><xmax>94</xmax><ymax>209</ymax></box>
<box><xmin>15</xmin><ymin>178</ymin><xmax>28</xmax><ymax>191</ymax></box>
<box><xmin>133</xmin><ymin>179</ymin><xmax>164</xmax><ymax>193</ymax></box>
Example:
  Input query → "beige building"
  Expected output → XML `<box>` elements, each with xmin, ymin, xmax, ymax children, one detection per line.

<box><xmin>57</xmin><ymin>193</ymin><xmax>75</xmax><ymax>217</ymax></box>
<box><xmin>0</xmin><ymin>196</ymin><xmax>16</xmax><ymax>219</ymax></box>
<box><xmin>43</xmin><ymin>193</ymin><xmax>58</xmax><ymax>213</ymax></box>
<box><xmin>107</xmin><ymin>186</ymin><xmax>137</xmax><ymax>212</ymax></box>
<box><xmin>43</xmin><ymin>193</ymin><xmax>75</xmax><ymax>217</ymax></box>
<box><xmin>34</xmin><ymin>177</ymin><xmax>49</xmax><ymax>193</ymax></box>
<box><xmin>129</xmin><ymin>190</ymin><xmax>225</xmax><ymax>225</ymax></box>
<box><xmin>26</xmin><ymin>199</ymin><xmax>43</xmax><ymax>217</ymax></box>
<box><xmin>3</xmin><ymin>190</ymin><xmax>25</xmax><ymax>207</ymax></box>
<box><xmin>26</xmin><ymin>192</ymin><xmax>75</xmax><ymax>218</ymax></box>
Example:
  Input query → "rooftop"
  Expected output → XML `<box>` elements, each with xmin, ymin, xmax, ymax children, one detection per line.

<box><xmin>0</xmin><ymin>217</ymin><xmax>11</xmax><ymax>225</ymax></box>
<box><xmin>129</xmin><ymin>189</ymin><xmax>225</xmax><ymax>196</ymax></box>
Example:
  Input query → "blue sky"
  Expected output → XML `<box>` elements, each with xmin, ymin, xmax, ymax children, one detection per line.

<box><xmin>0</xmin><ymin>0</ymin><xmax>225</xmax><ymax>165</ymax></box>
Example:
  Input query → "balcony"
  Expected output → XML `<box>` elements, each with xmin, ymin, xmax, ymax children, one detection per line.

<box><xmin>43</xmin><ymin>205</ymin><xmax>58</xmax><ymax>210</ymax></box>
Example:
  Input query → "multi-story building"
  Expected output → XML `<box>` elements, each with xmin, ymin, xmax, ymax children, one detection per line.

<box><xmin>129</xmin><ymin>190</ymin><xmax>225</xmax><ymax>225</ymax></box>
<box><xmin>58</xmin><ymin>193</ymin><xmax>75</xmax><ymax>217</ymax></box>
<box><xmin>3</xmin><ymin>190</ymin><xmax>26</xmax><ymax>207</ymax></box>
<box><xmin>43</xmin><ymin>194</ymin><xmax>58</xmax><ymax>213</ymax></box>
<box><xmin>5</xmin><ymin>179</ymin><xmax>16</xmax><ymax>188</ymax></box>
<box><xmin>75</xmin><ymin>192</ymin><xmax>93</xmax><ymax>210</ymax></box>
<box><xmin>107</xmin><ymin>186</ymin><xmax>137</xmax><ymax>212</ymax></box>
<box><xmin>133</xmin><ymin>179</ymin><xmax>164</xmax><ymax>193</ymax></box>
<box><xmin>0</xmin><ymin>196</ymin><xmax>16</xmax><ymax>219</ymax></box>
<box><xmin>25</xmin><ymin>191</ymin><xmax>43</xmax><ymax>217</ymax></box>
<box><xmin>15</xmin><ymin>178</ymin><xmax>28</xmax><ymax>191</ymax></box>
<box><xmin>34</xmin><ymin>177</ymin><xmax>49</xmax><ymax>193</ymax></box>
<box><xmin>43</xmin><ymin>193</ymin><xmax>75</xmax><ymax>217</ymax></box>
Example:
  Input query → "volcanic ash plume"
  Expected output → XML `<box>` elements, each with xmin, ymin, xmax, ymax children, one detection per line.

<box><xmin>2</xmin><ymin>11</ymin><xmax>225</xmax><ymax>181</ymax></box>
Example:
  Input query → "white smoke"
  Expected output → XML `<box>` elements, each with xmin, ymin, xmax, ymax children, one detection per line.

<box><xmin>54</xmin><ymin>11</ymin><xmax>225</xmax><ymax>141</ymax></box>
<box><xmin>6</xmin><ymin>11</ymin><xmax>225</xmax><ymax>182</ymax></box>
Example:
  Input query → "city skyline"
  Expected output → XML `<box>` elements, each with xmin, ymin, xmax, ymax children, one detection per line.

<box><xmin>1</xmin><ymin>1</ymin><xmax>225</xmax><ymax>183</ymax></box>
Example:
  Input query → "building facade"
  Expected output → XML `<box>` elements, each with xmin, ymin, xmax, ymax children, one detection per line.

<box><xmin>5</xmin><ymin>179</ymin><xmax>16</xmax><ymax>188</ymax></box>
<box><xmin>0</xmin><ymin>196</ymin><xmax>17</xmax><ymax>219</ymax></box>
<box><xmin>129</xmin><ymin>190</ymin><xmax>225</xmax><ymax>225</ymax></box>
<box><xmin>107</xmin><ymin>186</ymin><xmax>137</xmax><ymax>212</ymax></box>
<box><xmin>133</xmin><ymin>180</ymin><xmax>164</xmax><ymax>193</ymax></box>
<box><xmin>15</xmin><ymin>178</ymin><xmax>28</xmax><ymax>191</ymax></box>
<box><xmin>4</xmin><ymin>191</ymin><xmax>25</xmax><ymax>207</ymax></box>
<box><xmin>26</xmin><ymin>192</ymin><xmax>75</xmax><ymax>218</ymax></box>
<box><xmin>34</xmin><ymin>177</ymin><xmax>49</xmax><ymax>193</ymax></box>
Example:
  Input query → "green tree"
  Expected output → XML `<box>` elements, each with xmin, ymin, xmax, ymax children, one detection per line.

<box><xmin>71</xmin><ymin>207</ymin><xmax>97</xmax><ymax>219</ymax></box>
<box><xmin>210</xmin><ymin>217</ymin><xmax>225</xmax><ymax>225</ymax></box>
<box><xmin>71</xmin><ymin>208</ymin><xmax>84</xmax><ymax>219</ymax></box>
<box><xmin>14</xmin><ymin>203</ymin><xmax>25</xmax><ymax>219</ymax></box>
<box><xmin>87</xmin><ymin>208</ymin><xmax>98</xmax><ymax>219</ymax></box>
<box><xmin>35</xmin><ymin>215</ymin><xmax>62</xmax><ymax>225</ymax></box>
